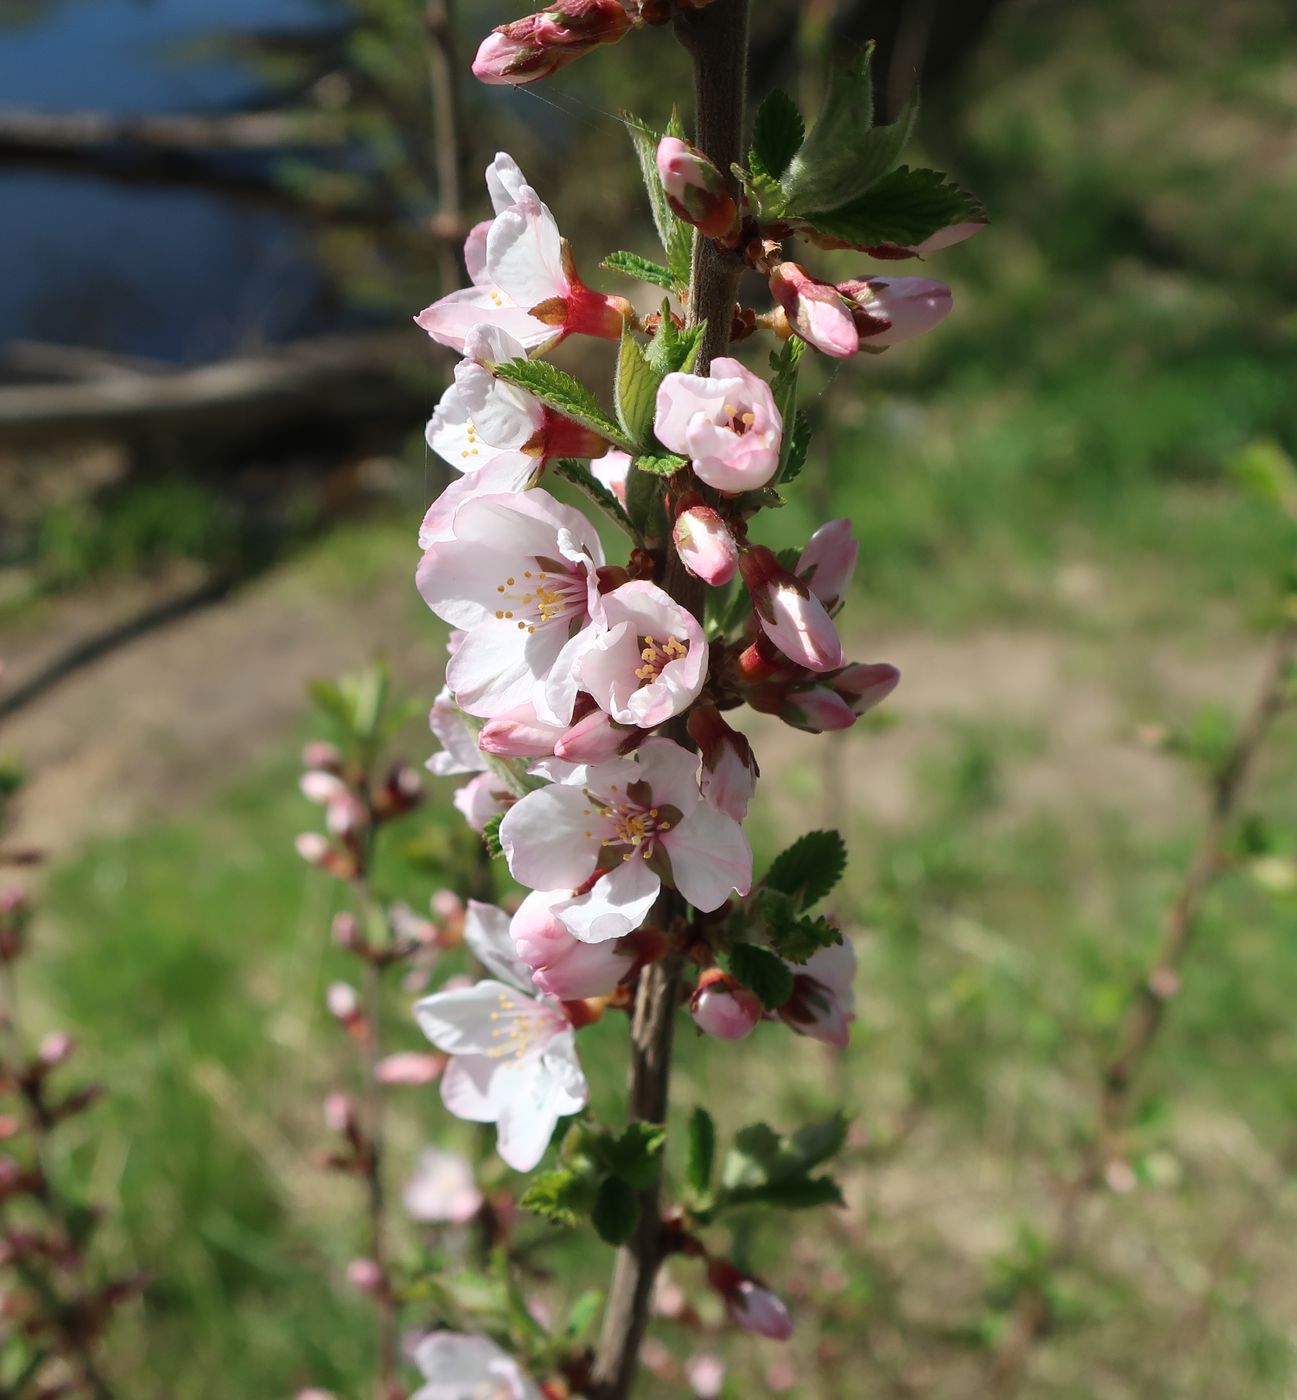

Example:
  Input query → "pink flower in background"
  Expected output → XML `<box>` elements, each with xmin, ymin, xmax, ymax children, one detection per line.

<box><xmin>836</xmin><ymin>275</ymin><xmax>953</xmax><ymax>348</ymax></box>
<box><xmin>416</xmin><ymin>489</ymin><xmax>605</xmax><ymax>722</ymax></box>
<box><xmin>795</xmin><ymin>518</ymin><xmax>858</xmax><ymax>613</ymax></box>
<box><xmin>685</xmin><ymin>1353</ymin><xmax>727</xmax><ymax>1399</ymax></box>
<box><xmin>777</xmin><ymin>939</ymin><xmax>856</xmax><ymax>1046</ymax></box>
<box><xmin>299</xmin><ymin>770</ymin><xmax>367</xmax><ymax>837</ymax></box>
<box><xmin>575</xmin><ymin>581</ymin><xmax>707</xmax><ymax>728</ymax></box>
<box><xmin>500</xmin><ymin>738</ymin><xmax>752</xmax><ymax>943</ymax></box>
<box><xmin>590</xmin><ymin>447</ymin><xmax>631</xmax><ymax>507</ymax></box>
<box><xmin>672</xmin><ymin>503</ymin><xmax>738</xmax><ymax>586</ymax></box>
<box><xmin>688</xmin><ymin>703</ymin><xmax>758</xmax><ymax>821</ymax></box>
<box><xmin>410</xmin><ymin>1332</ymin><xmax>543</xmax><ymax>1400</ymax></box>
<box><xmin>654</xmin><ymin>358</ymin><xmax>782</xmax><ymax>493</ymax></box>
<box><xmin>707</xmin><ymin>1261</ymin><xmax>793</xmax><ymax>1340</ymax></box>
<box><xmin>690</xmin><ymin>970</ymin><xmax>762</xmax><ymax>1041</ymax></box>
<box><xmin>656</xmin><ymin>136</ymin><xmax>738</xmax><ymax>240</ymax></box>
<box><xmin>453</xmin><ymin>772</ymin><xmax>512</xmax><ymax>833</ymax></box>
<box><xmin>510</xmin><ymin>889</ymin><xmax>629</xmax><ymax>999</ymax></box>
<box><xmin>417</xmin><ymin>154</ymin><xmax>629</xmax><ymax>354</ymax></box>
<box><xmin>402</xmin><ymin>1148</ymin><xmax>484</xmax><ymax>1224</ymax></box>
<box><xmin>768</xmin><ymin>263</ymin><xmax>859</xmax><ymax>358</ymax></box>
<box><xmin>472</xmin><ymin>0</ymin><xmax>633</xmax><ymax>87</ymax></box>
<box><xmin>414</xmin><ymin>904</ymin><xmax>587</xmax><ymax>1171</ymax></box>
<box><xmin>740</xmin><ymin>545</ymin><xmax>845</xmax><ymax>673</ymax></box>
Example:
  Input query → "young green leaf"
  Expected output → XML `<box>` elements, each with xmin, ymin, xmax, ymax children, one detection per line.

<box><xmin>493</xmin><ymin>357</ymin><xmax>634</xmax><ymax>451</ymax></box>
<box><xmin>750</xmin><ymin>88</ymin><xmax>805</xmax><ymax>183</ymax></box>
<box><xmin>481</xmin><ymin>813</ymin><xmax>504</xmax><ymax>858</ymax></box>
<box><xmin>615</xmin><ymin>327</ymin><xmax>661</xmax><ymax>449</ymax></box>
<box><xmin>721</xmin><ymin>1176</ymin><xmax>845</xmax><ymax>1210</ymax></box>
<box><xmin>727</xmin><ymin>943</ymin><xmax>795</xmax><ymax>1010</ymax></box>
<box><xmin>592</xmin><ymin>1176</ymin><xmax>640</xmax><ymax>1245</ymax></box>
<box><xmin>764</xmin><ymin>828</ymin><xmax>847</xmax><ymax>909</ymax></box>
<box><xmin>520</xmin><ymin>1169</ymin><xmax>593</xmax><ymax>1226</ymax></box>
<box><xmin>685</xmin><ymin>1106</ymin><xmax>716</xmax><ymax>1200</ymax></box>
<box><xmin>601</xmin><ymin>1122</ymin><xmax>666</xmax><ymax>1190</ymax></box>
<box><xmin>763</xmin><ymin>898</ymin><xmax>844</xmax><ymax>965</ymax></box>
<box><xmin>624</xmin><ymin>110</ymin><xmax>693</xmax><ymax>288</ymax></box>
<box><xmin>799</xmin><ymin>165</ymin><xmax>985</xmax><ymax>249</ymax></box>
<box><xmin>602</xmin><ymin>250</ymin><xmax>677</xmax><ymax>292</ymax></box>
<box><xmin>779</xmin><ymin>409</ymin><xmax>812</xmax><ymax>486</ymax></box>
<box><xmin>563</xmin><ymin>1289</ymin><xmax>605</xmax><ymax>1343</ymax></box>
<box><xmin>646</xmin><ymin>309</ymin><xmax>707</xmax><ymax>376</ymax></box>
<box><xmin>635</xmin><ymin>452</ymin><xmax>689</xmax><ymax>477</ymax></box>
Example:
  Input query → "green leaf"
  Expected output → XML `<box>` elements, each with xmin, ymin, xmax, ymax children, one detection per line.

<box><xmin>635</xmin><ymin>452</ymin><xmax>688</xmax><ymax>477</ymax></box>
<box><xmin>492</xmin><ymin>357</ymin><xmax>634</xmax><ymax>451</ymax></box>
<box><xmin>564</xmin><ymin>1289</ymin><xmax>604</xmax><ymax>1343</ymax></box>
<box><xmin>592</xmin><ymin>1176</ymin><xmax>640</xmax><ymax>1245</ymax></box>
<box><xmin>719</xmin><ymin>1115</ymin><xmax>849</xmax><ymax>1200</ymax></box>
<box><xmin>787</xmin><ymin>1113</ymin><xmax>850</xmax><ymax>1173</ymax></box>
<box><xmin>646</xmin><ymin>309</ymin><xmax>706</xmax><ymax>376</ymax></box>
<box><xmin>721</xmin><ymin>1176</ymin><xmax>845</xmax><ymax>1210</ymax></box>
<box><xmin>482</xmin><ymin>813</ymin><xmax>504</xmax><ymax>858</ymax></box>
<box><xmin>780</xmin><ymin>409</ymin><xmax>812</xmax><ymax>486</ymax></box>
<box><xmin>781</xmin><ymin>45</ymin><xmax>919</xmax><ymax>213</ymax></box>
<box><xmin>615</xmin><ymin>326</ymin><xmax>661</xmax><ymax>449</ymax></box>
<box><xmin>727</xmin><ymin>943</ymin><xmax>795</xmax><ymax>1010</ymax></box>
<box><xmin>685</xmin><ymin>1106</ymin><xmax>716</xmax><ymax>1199</ymax></box>
<box><xmin>750</xmin><ymin>88</ymin><xmax>805</xmax><ymax>182</ymax></box>
<box><xmin>765</xmin><ymin>829</ymin><xmax>847</xmax><ymax>910</ymax></box>
<box><xmin>602</xmin><ymin>250</ymin><xmax>676</xmax><ymax>291</ymax></box>
<box><xmin>626</xmin><ymin>460</ymin><xmax>667</xmax><ymax>544</ymax></box>
<box><xmin>763</xmin><ymin>897</ymin><xmax>844</xmax><ymax>964</ymax></box>
<box><xmin>1231</xmin><ymin>438</ymin><xmax>1297</xmax><ymax>520</ymax></box>
<box><xmin>552</xmin><ymin>458</ymin><xmax>639</xmax><ymax>541</ymax></box>
<box><xmin>799</xmin><ymin>164</ymin><xmax>984</xmax><ymax>249</ymax></box>
<box><xmin>601</xmin><ymin>1123</ymin><xmax>666</xmax><ymax>1190</ymax></box>
<box><xmin>624</xmin><ymin>111</ymin><xmax>692</xmax><ymax>289</ymax></box>
<box><xmin>520</xmin><ymin>1169</ymin><xmax>592</xmax><ymax>1226</ymax></box>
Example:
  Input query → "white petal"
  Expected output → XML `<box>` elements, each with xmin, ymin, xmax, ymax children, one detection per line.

<box><xmin>463</xmin><ymin>901</ymin><xmax>534</xmax><ymax>992</ymax></box>
<box><xmin>439</xmin><ymin>1055</ymin><xmax>501</xmax><ymax>1123</ymax></box>
<box><xmin>414</xmin><ymin>980</ymin><xmax>545</xmax><ymax>1056</ymax></box>
<box><xmin>485</xmin><ymin>151</ymin><xmax>530</xmax><ymax>213</ymax></box>
<box><xmin>663</xmin><ymin>801</ymin><xmax>752</xmax><ymax>910</ymax></box>
<box><xmin>486</xmin><ymin>190</ymin><xmax>567</xmax><ymax>308</ymax></box>
<box><xmin>417</xmin><ymin>454</ymin><xmax>540</xmax><ymax>549</ymax></box>
<box><xmin>494</xmin><ymin>1058</ymin><xmax>583</xmax><ymax>1171</ymax></box>
<box><xmin>500</xmin><ymin>785</ymin><xmax>603</xmax><ymax>890</ymax></box>
<box><xmin>412</xmin><ymin>1331</ymin><xmax>517</xmax><ymax>1385</ymax></box>
<box><xmin>554</xmin><ymin>858</ymin><xmax>660</xmax><ymax>943</ymax></box>
<box><xmin>447</xmin><ymin>616</ymin><xmax>568</xmax><ymax>718</ymax></box>
<box><xmin>415</xmin><ymin>286</ymin><xmax>555</xmax><ymax>354</ymax></box>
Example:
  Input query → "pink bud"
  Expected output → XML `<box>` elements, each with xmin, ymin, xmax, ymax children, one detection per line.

<box><xmin>673</xmin><ymin>505</ymin><xmax>739</xmax><ymax>586</ymax></box>
<box><xmin>326</xmin><ymin>982</ymin><xmax>360</xmax><ymax>1023</ymax></box>
<box><xmin>688</xmin><ymin>704</ymin><xmax>758</xmax><ymax>821</ymax></box>
<box><xmin>472</xmin><ymin>0</ymin><xmax>633</xmax><ymax>86</ymax></box>
<box><xmin>779</xmin><ymin>685</ymin><xmax>857</xmax><ymax>733</ymax></box>
<box><xmin>430</xmin><ymin>889</ymin><xmax>466</xmax><ymax>927</ymax></box>
<box><xmin>346</xmin><ymin>1257</ymin><xmax>385</xmax><ymax>1295</ymax></box>
<box><xmin>832</xmin><ymin>661</ymin><xmax>900</xmax><ymax>717</ymax></box>
<box><xmin>301</xmin><ymin>740</ymin><xmax>343</xmax><ymax>772</ymax></box>
<box><xmin>374</xmin><ymin>1052</ymin><xmax>445</xmax><ymax>1085</ymax></box>
<box><xmin>740</xmin><ymin>546</ymin><xmax>845</xmax><ymax>673</ymax></box>
<box><xmin>686</xmin><ymin>1353</ymin><xmax>726</xmax><ymax>1398</ymax></box>
<box><xmin>656</xmin><ymin>136</ymin><xmax>739</xmax><ymax>240</ymax></box>
<box><xmin>511</xmin><ymin>890</ymin><xmax>628</xmax><ymax>999</ymax></box>
<box><xmin>323</xmin><ymin>1092</ymin><xmax>358</xmax><ymax>1138</ymax></box>
<box><xmin>295</xmin><ymin>832</ymin><xmax>330</xmax><ymax>866</ymax></box>
<box><xmin>836</xmin><ymin>275</ymin><xmax>952</xmax><ymax>348</ymax></box>
<box><xmin>768</xmin><ymin>263</ymin><xmax>859</xmax><ymax>358</ymax></box>
<box><xmin>478</xmin><ymin>710</ymin><xmax>566</xmax><ymax>759</ymax></box>
<box><xmin>795</xmin><ymin>519</ymin><xmax>857</xmax><ymax>612</ymax></box>
<box><xmin>690</xmin><ymin>970</ymin><xmax>762</xmax><ymax>1041</ymax></box>
<box><xmin>36</xmin><ymin>1032</ymin><xmax>74</xmax><ymax>1069</ymax></box>
<box><xmin>331</xmin><ymin>911</ymin><xmax>363</xmax><ymax>951</ymax></box>
<box><xmin>554</xmin><ymin>708</ymin><xmax>630</xmax><ymax>763</ymax></box>
<box><xmin>708</xmin><ymin>1260</ymin><xmax>793</xmax><ymax>1339</ymax></box>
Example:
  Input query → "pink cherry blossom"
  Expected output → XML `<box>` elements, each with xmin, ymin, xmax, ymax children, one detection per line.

<box><xmin>836</xmin><ymin>275</ymin><xmax>953</xmax><ymax>348</ymax></box>
<box><xmin>673</xmin><ymin>503</ymin><xmax>738</xmax><ymax>585</ymax></box>
<box><xmin>690</xmin><ymin>971</ymin><xmax>762</xmax><ymax>1040</ymax></box>
<box><xmin>553</xmin><ymin>707</ymin><xmax>632</xmax><ymax>763</ymax></box>
<box><xmin>410</xmin><ymin>1332</ymin><xmax>543</xmax><ymax>1400</ymax></box>
<box><xmin>688</xmin><ymin>703</ymin><xmax>758</xmax><ymax>821</ymax></box>
<box><xmin>478</xmin><ymin>703</ymin><xmax>569</xmax><ymax>759</ymax></box>
<box><xmin>686</xmin><ymin>1353</ymin><xmax>727</xmax><ymax>1399</ymax></box>
<box><xmin>777</xmin><ymin>938</ymin><xmax>856</xmax><ymax>1047</ymax></box>
<box><xmin>374</xmin><ymin>1052</ymin><xmax>445</xmax><ymax>1085</ymax></box>
<box><xmin>590</xmin><ymin>447</ymin><xmax>631</xmax><ymax>507</ymax></box>
<box><xmin>499</xmin><ymin>737</ymin><xmax>752</xmax><ymax>943</ymax></box>
<box><xmin>511</xmin><ymin>889</ymin><xmax>629</xmax><ymax>999</ymax></box>
<box><xmin>740</xmin><ymin>545</ymin><xmax>845</xmax><ymax>673</ymax></box>
<box><xmin>656</xmin><ymin>136</ymin><xmax>739</xmax><ymax>240</ymax></box>
<box><xmin>654</xmin><ymin>358</ymin><xmax>782</xmax><ymax>494</ymax></box>
<box><xmin>796</xmin><ymin>518</ymin><xmax>858</xmax><ymax>613</ymax></box>
<box><xmin>414</xmin><ymin>903</ymin><xmax>587</xmax><ymax>1172</ymax></box>
<box><xmin>402</xmin><ymin>1148</ymin><xmax>484</xmax><ymax>1224</ymax></box>
<box><xmin>416</xmin><ymin>488</ymin><xmax>605</xmax><ymax>722</ymax></box>
<box><xmin>453</xmin><ymin>771</ymin><xmax>512</xmax><ymax>833</ymax></box>
<box><xmin>299</xmin><ymin>770</ymin><xmax>367</xmax><ymax>837</ymax></box>
<box><xmin>768</xmin><ymin>262</ymin><xmax>859</xmax><ymax>358</ymax></box>
<box><xmin>575</xmin><ymin>581</ymin><xmax>707</xmax><ymax>728</ymax></box>
<box><xmin>416</xmin><ymin>154</ymin><xmax>629</xmax><ymax>354</ymax></box>
<box><xmin>471</xmin><ymin>1</ymin><xmax>632</xmax><ymax>87</ymax></box>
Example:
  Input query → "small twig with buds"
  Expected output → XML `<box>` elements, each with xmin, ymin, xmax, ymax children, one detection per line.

<box><xmin>990</xmin><ymin>622</ymin><xmax>1297</xmax><ymax>1395</ymax></box>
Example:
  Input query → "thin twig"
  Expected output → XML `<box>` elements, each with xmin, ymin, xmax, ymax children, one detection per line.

<box><xmin>990</xmin><ymin>624</ymin><xmax>1297</xmax><ymax>1395</ymax></box>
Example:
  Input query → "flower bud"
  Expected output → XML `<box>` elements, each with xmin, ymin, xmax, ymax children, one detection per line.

<box><xmin>740</xmin><ymin>546</ymin><xmax>845</xmax><ymax>673</ymax></box>
<box><xmin>478</xmin><ymin>711</ymin><xmax>566</xmax><ymax>759</ymax></box>
<box><xmin>836</xmin><ymin>275</ymin><xmax>952</xmax><ymax>348</ymax></box>
<box><xmin>832</xmin><ymin>661</ymin><xmax>901</xmax><ymax>717</ymax></box>
<box><xmin>690</xmin><ymin>969</ymin><xmax>762</xmax><ymax>1041</ymax></box>
<box><xmin>374</xmin><ymin>1052</ymin><xmax>445</xmax><ymax>1085</ymax></box>
<box><xmin>673</xmin><ymin>505</ymin><xmax>739</xmax><ymax>586</ymax></box>
<box><xmin>346</xmin><ymin>1257</ymin><xmax>385</xmax><ymax>1295</ymax></box>
<box><xmin>36</xmin><ymin>1032</ymin><xmax>74</xmax><ymax>1070</ymax></box>
<box><xmin>511</xmin><ymin>890</ymin><xmax>627</xmax><ymax>1000</ymax></box>
<box><xmin>553</xmin><ymin>708</ymin><xmax>631</xmax><ymax>763</ymax></box>
<box><xmin>295</xmin><ymin>832</ymin><xmax>331</xmax><ymax>867</ymax></box>
<box><xmin>768</xmin><ymin>262</ymin><xmax>859</xmax><ymax>358</ymax></box>
<box><xmin>301</xmin><ymin>740</ymin><xmax>343</xmax><ymax>773</ymax></box>
<box><xmin>656</xmin><ymin>136</ymin><xmax>739</xmax><ymax>240</ymax></box>
<box><xmin>326</xmin><ymin>982</ymin><xmax>361</xmax><ymax>1024</ymax></box>
<box><xmin>472</xmin><ymin>0</ymin><xmax>633</xmax><ymax>86</ymax></box>
<box><xmin>323</xmin><ymin>1092</ymin><xmax>359</xmax><ymax>1139</ymax></box>
<box><xmin>707</xmin><ymin>1259</ymin><xmax>793</xmax><ymax>1339</ymax></box>
<box><xmin>795</xmin><ymin>519</ymin><xmax>857</xmax><ymax>613</ymax></box>
<box><xmin>688</xmin><ymin>704</ymin><xmax>758</xmax><ymax>821</ymax></box>
<box><xmin>331</xmin><ymin>910</ymin><xmax>364</xmax><ymax>952</ymax></box>
<box><xmin>686</xmin><ymin>1354</ymin><xmax>726</xmax><ymax>1399</ymax></box>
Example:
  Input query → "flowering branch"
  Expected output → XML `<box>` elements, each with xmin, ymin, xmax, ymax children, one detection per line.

<box><xmin>990</xmin><ymin>621</ymin><xmax>1297</xmax><ymax>1395</ymax></box>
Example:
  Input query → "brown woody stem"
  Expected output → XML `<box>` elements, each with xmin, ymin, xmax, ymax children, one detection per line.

<box><xmin>587</xmin><ymin>4</ymin><xmax>749</xmax><ymax>1396</ymax></box>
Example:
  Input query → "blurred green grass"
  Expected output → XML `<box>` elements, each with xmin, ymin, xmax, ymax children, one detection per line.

<box><xmin>17</xmin><ymin>0</ymin><xmax>1297</xmax><ymax>1394</ymax></box>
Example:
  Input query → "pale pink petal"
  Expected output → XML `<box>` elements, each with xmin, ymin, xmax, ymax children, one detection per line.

<box><xmin>500</xmin><ymin>783</ymin><xmax>605</xmax><ymax>890</ymax></box>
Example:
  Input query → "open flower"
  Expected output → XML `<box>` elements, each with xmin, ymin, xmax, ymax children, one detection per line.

<box><xmin>416</xmin><ymin>488</ymin><xmax>605</xmax><ymax>722</ymax></box>
<box><xmin>574</xmin><ymin>581</ymin><xmax>707</xmax><ymax>728</ymax></box>
<box><xmin>777</xmin><ymin>939</ymin><xmax>856</xmax><ymax>1046</ymax></box>
<box><xmin>420</xmin><ymin>324</ymin><xmax>609</xmax><ymax>546</ymax></box>
<box><xmin>410</xmin><ymin>1332</ymin><xmax>543</xmax><ymax>1400</ymax></box>
<box><xmin>500</xmin><ymin>738</ymin><xmax>752</xmax><ymax>943</ymax></box>
<box><xmin>403</xmin><ymin>1148</ymin><xmax>484</xmax><ymax>1224</ymax></box>
<box><xmin>654</xmin><ymin>358</ymin><xmax>782</xmax><ymax>493</ymax></box>
<box><xmin>416</xmin><ymin>153</ymin><xmax>629</xmax><ymax>354</ymax></box>
<box><xmin>414</xmin><ymin>903</ymin><xmax>587</xmax><ymax>1171</ymax></box>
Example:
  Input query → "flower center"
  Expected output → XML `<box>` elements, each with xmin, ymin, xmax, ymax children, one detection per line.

<box><xmin>459</xmin><ymin>415</ymin><xmax>483</xmax><ymax>462</ymax></box>
<box><xmin>721</xmin><ymin>401</ymin><xmax>757</xmax><ymax>436</ymax></box>
<box><xmin>494</xmin><ymin>562</ymin><xmax>588</xmax><ymax>635</ymax></box>
<box><xmin>485</xmin><ymin>990</ymin><xmax>551</xmax><ymax>1061</ymax></box>
<box><xmin>582</xmin><ymin>781</ymin><xmax>674</xmax><ymax>864</ymax></box>
<box><xmin>634</xmin><ymin>633</ymin><xmax>688</xmax><ymax>684</ymax></box>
